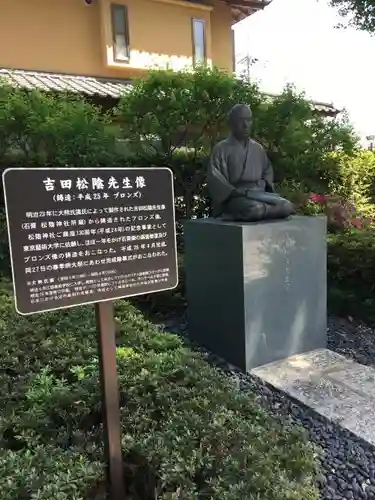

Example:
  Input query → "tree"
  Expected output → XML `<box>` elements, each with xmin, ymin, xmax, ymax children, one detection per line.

<box><xmin>117</xmin><ymin>67</ymin><xmax>262</xmax><ymax>159</ymax></box>
<box><xmin>329</xmin><ymin>0</ymin><xmax>375</xmax><ymax>33</ymax></box>
<box><xmin>117</xmin><ymin>69</ymin><xmax>357</xmax><ymax>225</ymax></box>
<box><xmin>0</xmin><ymin>81</ymin><xmax>117</xmax><ymax>168</ymax></box>
<box><xmin>118</xmin><ymin>69</ymin><xmax>357</xmax><ymax>193</ymax></box>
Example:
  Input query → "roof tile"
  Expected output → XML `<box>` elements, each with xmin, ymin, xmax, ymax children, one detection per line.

<box><xmin>0</xmin><ymin>68</ymin><xmax>131</xmax><ymax>98</ymax></box>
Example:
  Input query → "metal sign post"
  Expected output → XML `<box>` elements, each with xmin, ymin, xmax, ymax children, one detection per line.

<box><xmin>2</xmin><ymin>167</ymin><xmax>178</xmax><ymax>500</ymax></box>
<box><xmin>96</xmin><ymin>300</ymin><xmax>125</xmax><ymax>500</ymax></box>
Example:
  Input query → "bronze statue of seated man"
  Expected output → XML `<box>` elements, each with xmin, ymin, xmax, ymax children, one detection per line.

<box><xmin>207</xmin><ymin>104</ymin><xmax>295</xmax><ymax>222</ymax></box>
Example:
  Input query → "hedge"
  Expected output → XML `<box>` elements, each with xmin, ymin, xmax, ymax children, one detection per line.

<box><xmin>0</xmin><ymin>279</ymin><xmax>319</xmax><ymax>499</ymax></box>
<box><xmin>0</xmin><ymin>82</ymin><xmax>118</xmax><ymax>169</ymax></box>
<box><xmin>1</xmin><ymin>73</ymin><xmax>375</xmax><ymax>325</ymax></box>
<box><xmin>0</xmin><ymin>60</ymin><xmax>373</xmax><ymax>499</ymax></box>
<box><xmin>328</xmin><ymin>228</ymin><xmax>375</xmax><ymax>323</ymax></box>
<box><xmin>330</xmin><ymin>150</ymin><xmax>375</xmax><ymax>217</ymax></box>
<box><xmin>118</xmin><ymin>68</ymin><xmax>358</xmax><ymax>196</ymax></box>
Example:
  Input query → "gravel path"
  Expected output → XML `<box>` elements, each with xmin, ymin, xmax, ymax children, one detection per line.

<box><xmin>161</xmin><ymin>315</ymin><xmax>375</xmax><ymax>500</ymax></box>
<box><xmin>328</xmin><ymin>317</ymin><xmax>375</xmax><ymax>368</ymax></box>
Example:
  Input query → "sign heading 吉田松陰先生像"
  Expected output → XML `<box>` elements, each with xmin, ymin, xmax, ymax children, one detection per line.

<box><xmin>2</xmin><ymin>167</ymin><xmax>178</xmax><ymax>315</ymax></box>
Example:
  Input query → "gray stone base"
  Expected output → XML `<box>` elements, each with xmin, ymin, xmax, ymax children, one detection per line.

<box><xmin>252</xmin><ymin>349</ymin><xmax>375</xmax><ymax>447</ymax></box>
<box><xmin>184</xmin><ymin>216</ymin><xmax>327</xmax><ymax>371</ymax></box>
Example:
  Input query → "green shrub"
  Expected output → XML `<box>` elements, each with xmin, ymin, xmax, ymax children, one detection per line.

<box><xmin>293</xmin><ymin>191</ymin><xmax>369</xmax><ymax>230</ymax></box>
<box><xmin>0</xmin><ymin>211</ymin><xmax>10</xmax><ymax>278</ymax></box>
<box><xmin>0</xmin><ymin>71</ymin><xmax>361</xmax><ymax>234</ymax></box>
<box><xmin>253</xmin><ymin>90</ymin><xmax>357</xmax><ymax>193</ymax></box>
<box><xmin>330</xmin><ymin>150</ymin><xmax>375</xmax><ymax>217</ymax></box>
<box><xmin>0</xmin><ymin>82</ymin><xmax>119</xmax><ymax>169</ymax></box>
<box><xmin>328</xmin><ymin>228</ymin><xmax>375</xmax><ymax>322</ymax></box>
<box><xmin>0</xmin><ymin>446</ymin><xmax>105</xmax><ymax>500</ymax></box>
<box><xmin>0</xmin><ymin>279</ymin><xmax>319</xmax><ymax>499</ymax></box>
<box><xmin>131</xmin><ymin>254</ymin><xmax>186</xmax><ymax>317</ymax></box>
<box><xmin>1</xmin><ymin>72</ymin><xmax>375</xmax><ymax>330</ymax></box>
<box><xmin>117</xmin><ymin>67</ymin><xmax>263</xmax><ymax>158</ymax></box>
<box><xmin>118</xmin><ymin>69</ymin><xmax>357</xmax><ymax>196</ymax></box>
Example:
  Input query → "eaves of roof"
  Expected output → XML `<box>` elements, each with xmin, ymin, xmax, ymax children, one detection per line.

<box><xmin>0</xmin><ymin>67</ymin><xmax>341</xmax><ymax>117</ymax></box>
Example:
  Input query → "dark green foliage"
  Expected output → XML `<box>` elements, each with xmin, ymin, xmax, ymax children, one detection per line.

<box><xmin>1</xmin><ymin>70</ymin><xmax>375</xmax><ymax>324</ymax></box>
<box><xmin>328</xmin><ymin>229</ymin><xmax>375</xmax><ymax>323</ymax></box>
<box><xmin>118</xmin><ymin>70</ymin><xmax>358</xmax><ymax>196</ymax></box>
<box><xmin>117</xmin><ymin>69</ymin><xmax>375</xmax><ymax>325</ymax></box>
<box><xmin>117</xmin><ymin>67</ymin><xmax>262</xmax><ymax>158</ymax></box>
<box><xmin>131</xmin><ymin>254</ymin><xmax>186</xmax><ymax>318</ymax></box>
<box><xmin>0</xmin><ymin>280</ymin><xmax>319</xmax><ymax>499</ymax></box>
<box><xmin>329</xmin><ymin>0</ymin><xmax>375</xmax><ymax>32</ymax></box>
<box><xmin>0</xmin><ymin>70</ymin><xmax>359</xmax><ymax>225</ymax></box>
<box><xmin>0</xmin><ymin>81</ymin><xmax>119</xmax><ymax>169</ymax></box>
<box><xmin>330</xmin><ymin>150</ymin><xmax>375</xmax><ymax>216</ymax></box>
<box><xmin>1</xmin><ymin>70</ymin><xmax>375</xmax><ymax>321</ymax></box>
<box><xmin>0</xmin><ymin>59</ymin><xmax>372</xmax><ymax>498</ymax></box>
<box><xmin>252</xmin><ymin>89</ymin><xmax>357</xmax><ymax>193</ymax></box>
<box><xmin>0</xmin><ymin>211</ymin><xmax>10</xmax><ymax>279</ymax></box>
<box><xmin>0</xmin><ymin>81</ymin><xmax>124</xmax><ymax>276</ymax></box>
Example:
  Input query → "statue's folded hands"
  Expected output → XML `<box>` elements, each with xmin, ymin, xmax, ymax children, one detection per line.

<box><xmin>207</xmin><ymin>104</ymin><xmax>295</xmax><ymax>222</ymax></box>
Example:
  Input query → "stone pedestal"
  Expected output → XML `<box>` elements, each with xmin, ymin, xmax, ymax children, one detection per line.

<box><xmin>184</xmin><ymin>216</ymin><xmax>327</xmax><ymax>371</ymax></box>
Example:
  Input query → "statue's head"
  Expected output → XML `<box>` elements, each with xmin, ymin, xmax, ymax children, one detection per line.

<box><xmin>228</xmin><ymin>104</ymin><xmax>252</xmax><ymax>141</ymax></box>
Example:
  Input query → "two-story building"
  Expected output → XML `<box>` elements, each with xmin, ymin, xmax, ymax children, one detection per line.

<box><xmin>0</xmin><ymin>0</ymin><xmax>269</xmax><ymax>97</ymax></box>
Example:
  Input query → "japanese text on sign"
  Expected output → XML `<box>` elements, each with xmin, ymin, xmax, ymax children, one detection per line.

<box><xmin>3</xmin><ymin>168</ymin><xmax>178</xmax><ymax>315</ymax></box>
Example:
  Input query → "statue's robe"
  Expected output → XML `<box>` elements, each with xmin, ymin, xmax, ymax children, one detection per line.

<box><xmin>207</xmin><ymin>136</ymin><xmax>288</xmax><ymax>221</ymax></box>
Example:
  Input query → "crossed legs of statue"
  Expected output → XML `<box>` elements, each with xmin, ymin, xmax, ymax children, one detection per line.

<box><xmin>223</xmin><ymin>191</ymin><xmax>295</xmax><ymax>222</ymax></box>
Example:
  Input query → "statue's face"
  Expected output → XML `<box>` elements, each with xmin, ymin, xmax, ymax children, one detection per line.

<box><xmin>230</xmin><ymin>107</ymin><xmax>252</xmax><ymax>140</ymax></box>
